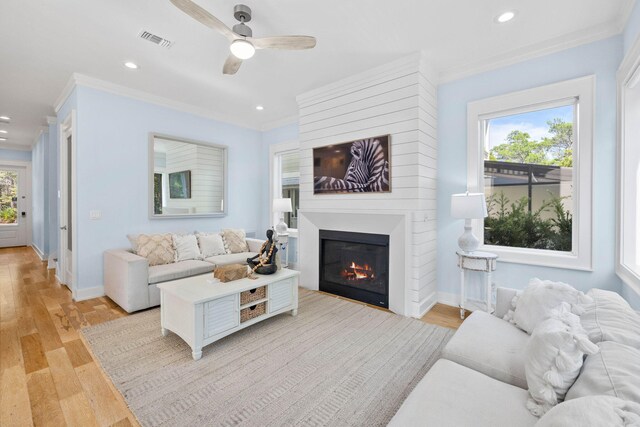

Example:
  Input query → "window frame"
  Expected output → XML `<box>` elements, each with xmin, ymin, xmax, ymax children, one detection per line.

<box><xmin>616</xmin><ymin>38</ymin><xmax>640</xmax><ymax>293</ymax></box>
<box><xmin>467</xmin><ymin>76</ymin><xmax>594</xmax><ymax>271</ymax></box>
<box><xmin>269</xmin><ymin>140</ymin><xmax>300</xmax><ymax>235</ymax></box>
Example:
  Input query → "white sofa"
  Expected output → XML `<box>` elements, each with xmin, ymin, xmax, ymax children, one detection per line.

<box><xmin>389</xmin><ymin>287</ymin><xmax>640</xmax><ymax>426</ymax></box>
<box><xmin>104</xmin><ymin>237</ymin><xmax>262</xmax><ymax>313</ymax></box>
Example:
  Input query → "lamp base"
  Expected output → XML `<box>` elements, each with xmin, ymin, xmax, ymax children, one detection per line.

<box><xmin>458</xmin><ymin>222</ymin><xmax>480</xmax><ymax>253</ymax></box>
<box><xmin>275</xmin><ymin>220</ymin><xmax>288</xmax><ymax>236</ymax></box>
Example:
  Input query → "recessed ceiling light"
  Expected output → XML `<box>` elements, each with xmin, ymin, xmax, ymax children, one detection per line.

<box><xmin>0</xmin><ymin>137</ymin><xmax>7</xmax><ymax>141</ymax></box>
<box><xmin>256</xmin><ymin>105</ymin><xmax>264</xmax><ymax>111</ymax></box>
<box><xmin>0</xmin><ymin>116</ymin><xmax>10</xmax><ymax>121</ymax></box>
<box><xmin>0</xmin><ymin>130</ymin><xmax>7</xmax><ymax>134</ymax></box>
<box><xmin>496</xmin><ymin>11</ymin><xmax>516</xmax><ymax>23</ymax></box>
<box><xmin>124</xmin><ymin>61</ymin><xmax>139</xmax><ymax>69</ymax></box>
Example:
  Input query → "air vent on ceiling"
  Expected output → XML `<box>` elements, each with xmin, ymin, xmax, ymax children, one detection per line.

<box><xmin>138</xmin><ymin>30</ymin><xmax>173</xmax><ymax>48</ymax></box>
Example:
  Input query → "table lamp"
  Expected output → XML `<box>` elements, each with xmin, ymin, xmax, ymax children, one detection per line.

<box><xmin>451</xmin><ymin>192</ymin><xmax>487</xmax><ymax>253</ymax></box>
<box><xmin>273</xmin><ymin>198</ymin><xmax>293</xmax><ymax>235</ymax></box>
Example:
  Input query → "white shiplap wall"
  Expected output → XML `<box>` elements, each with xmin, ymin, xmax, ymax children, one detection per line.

<box><xmin>297</xmin><ymin>52</ymin><xmax>438</xmax><ymax>317</ymax></box>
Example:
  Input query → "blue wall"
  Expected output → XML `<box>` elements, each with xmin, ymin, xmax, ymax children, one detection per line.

<box><xmin>31</xmin><ymin>132</ymin><xmax>49</xmax><ymax>257</ymax></box>
<box><xmin>437</xmin><ymin>36</ymin><xmax>624</xmax><ymax>298</ymax></box>
<box><xmin>48</xmin><ymin>119</ymin><xmax>59</xmax><ymax>264</ymax></box>
<box><xmin>0</xmin><ymin>149</ymin><xmax>32</xmax><ymax>162</ymax></box>
<box><xmin>70</xmin><ymin>86</ymin><xmax>263</xmax><ymax>291</ymax></box>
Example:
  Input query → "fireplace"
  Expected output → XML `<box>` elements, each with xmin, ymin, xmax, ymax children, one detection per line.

<box><xmin>319</xmin><ymin>230</ymin><xmax>389</xmax><ymax>308</ymax></box>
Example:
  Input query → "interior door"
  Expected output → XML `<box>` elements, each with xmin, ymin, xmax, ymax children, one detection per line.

<box><xmin>0</xmin><ymin>167</ymin><xmax>27</xmax><ymax>248</ymax></box>
<box><xmin>59</xmin><ymin>121</ymin><xmax>74</xmax><ymax>290</ymax></box>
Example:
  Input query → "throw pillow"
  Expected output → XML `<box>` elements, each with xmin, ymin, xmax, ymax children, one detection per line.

<box><xmin>135</xmin><ymin>234</ymin><xmax>175</xmax><ymax>266</ymax></box>
<box><xmin>127</xmin><ymin>234</ymin><xmax>140</xmax><ymax>253</ymax></box>
<box><xmin>535</xmin><ymin>396</ymin><xmax>640</xmax><ymax>427</ymax></box>
<box><xmin>197</xmin><ymin>233</ymin><xmax>227</xmax><ymax>258</ymax></box>
<box><xmin>580</xmin><ymin>288</ymin><xmax>640</xmax><ymax>349</ymax></box>
<box><xmin>221</xmin><ymin>229</ymin><xmax>249</xmax><ymax>254</ymax></box>
<box><xmin>172</xmin><ymin>234</ymin><xmax>202</xmax><ymax>262</ymax></box>
<box><xmin>507</xmin><ymin>278</ymin><xmax>593</xmax><ymax>334</ymax></box>
<box><xmin>525</xmin><ymin>303</ymin><xmax>599</xmax><ymax>417</ymax></box>
<box><xmin>565</xmin><ymin>341</ymin><xmax>640</xmax><ymax>403</ymax></box>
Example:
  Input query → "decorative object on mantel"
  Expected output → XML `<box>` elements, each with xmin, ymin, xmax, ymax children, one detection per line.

<box><xmin>451</xmin><ymin>191</ymin><xmax>487</xmax><ymax>253</ymax></box>
<box><xmin>273</xmin><ymin>198</ymin><xmax>292</xmax><ymax>235</ymax></box>
<box><xmin>213</xmin><ymin>264</ymin><xmax>250</xmax><ymax>282</ymax></box>
<box><xmin>456</xmin><ymin>250</ymin><xmax>498</xmax><ymax>319</ymax></box>
<box><xmin>313</xmin><ymin>135</ymin><xmax>391</xmax><ymax>194</ymax></box>
<box><xmin>247</xmin><ymin>229</ymin><xmax>278</xmax><ymax>274</ymax></box>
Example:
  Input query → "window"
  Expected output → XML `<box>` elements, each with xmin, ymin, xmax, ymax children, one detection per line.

<box><xmin>0</xmin><ymin>170</ymin><xmax>18</xmax><ymax>224</ymax></box>
<box><xmin>467</xmin><ymin>76</ymin><xmax>594</xmax><ymax>270</ymax></box>
<box><xmin>271</xmin><ymin>143</ymin><xmax>300</xmax><ymax>231</ymax></box>
<box><xmin>617</xmin><ymin>44</ymin><xmax>640</xmax><ymax>291</ymax></box>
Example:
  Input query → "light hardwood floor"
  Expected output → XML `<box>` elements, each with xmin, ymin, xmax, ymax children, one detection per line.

<box><xmin>0</xmin><ymin>246</ymin><xmax>464</xmax><ymax>426</ymax></box>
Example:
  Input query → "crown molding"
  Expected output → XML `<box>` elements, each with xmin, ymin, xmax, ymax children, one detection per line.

<box><xmin>53</xmin><ymin>73</ymin><xmax>262</xmax><ymax>131</ymax></box>
<box><xmin>46</xmin><ymin>116</ymin><xmax>57</xmax><ymax>125</ymax></box>
<box><xmin>0</xmin><ymin>142</ymin><xmax>32</xmax><ymax>152</ymax></box>
<box><xmin>438</xmin><ymin>20</ymin><xmax>622</xmax><ymax>84</ymax></box>
<box><xmin>260</xmin><ymin>115</ymin><xmax>298</xmax><ymax>132</ymax></box>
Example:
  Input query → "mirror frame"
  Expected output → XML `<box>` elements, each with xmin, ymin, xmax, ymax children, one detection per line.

<box><xmin>148</xmin><ymin>132</ymin><xmax>228</xmax><ymax>219</ymax></box>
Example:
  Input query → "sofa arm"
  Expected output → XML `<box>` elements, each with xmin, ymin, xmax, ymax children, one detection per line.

<box><xmin>494</xmin><ymin>287</ymin><xmax>519</xmax><ymax>319</ymax></box>
<box><xmin>104</xmin><ymin>249</ymin><xmax>150</xmax><ymax>313</ymax></box>
<box><xmin>246</xmin><ymin>238</ymin><xmax>264</xmax><ymax>253</ymax></box>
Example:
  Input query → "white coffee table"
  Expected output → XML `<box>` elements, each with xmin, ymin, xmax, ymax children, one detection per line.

<box><xmin>157</xmin><ymin>268</ymin><xmax>299</xmax><ymax>360</ymax></box>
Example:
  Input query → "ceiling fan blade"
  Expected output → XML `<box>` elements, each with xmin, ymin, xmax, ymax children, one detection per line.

<box><xmin>170</xmin><ymin>0</ymin><xmax>237</xmax><ymax>41</ymax></box>
<box><xmin>223</xmin><ymin>54</ymin><xmax>243</xmax><ymax>75</ymax></box>
<box><xmin>249</xmin><ymin>36</ymin><xmax>316</xmax><ymax>50</ymax></box>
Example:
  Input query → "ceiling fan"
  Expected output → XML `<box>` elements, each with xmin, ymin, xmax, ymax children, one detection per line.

<box><xmin>170</xmin><ymin>0</ymin><xmax>317</xmax><ymax>75</ymax></box>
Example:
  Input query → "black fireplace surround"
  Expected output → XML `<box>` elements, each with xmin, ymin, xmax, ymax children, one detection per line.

<box><xmin>319</xmin><ymin>230</ymin><xmax>390</xmax><ymax>308</ymax></box>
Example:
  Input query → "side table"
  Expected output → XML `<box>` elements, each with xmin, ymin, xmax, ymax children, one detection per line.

<box><xmin>456</xmin><ymin>250</ymin><xmax>498</xmax><ymax>319</ymax></box>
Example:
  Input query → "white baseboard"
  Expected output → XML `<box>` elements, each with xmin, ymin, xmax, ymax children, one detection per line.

<box><xmin>74</xmin><ymin>286</ymin><xmax>105</xmax><ymax>302</ymax></box>
<box><xmin>47</xmin><ymin>259</ymin><xmax>56</xmax><ymax>270</ymax></box>
<box><xmin>414</xmin><ymin>291</ymin><xmax>438</xmax><ymax>318</ymax></box>
<box><xmin>31</xmin><ymin>244</ymin><xmax>46</xmax><ymax>261</ymax></box>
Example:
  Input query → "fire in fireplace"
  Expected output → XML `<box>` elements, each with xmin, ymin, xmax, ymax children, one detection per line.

<box><xmin>319</xmin><ymin>230</ymin><xmax>389</xmax><ymax>308</ymax></box>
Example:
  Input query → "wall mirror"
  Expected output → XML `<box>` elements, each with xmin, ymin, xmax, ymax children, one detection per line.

<box><xmin>149</xmin><ymin>133</ymin><xmax>227</xmax><ymax>218</ymax></box>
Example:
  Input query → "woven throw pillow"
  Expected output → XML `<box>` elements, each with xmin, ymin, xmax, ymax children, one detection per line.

<box><xmin>506</xmin><ymin>278</ymin><xmax>592</xmax><ymax>334</ymax></box>
<box><xmin>536</xmin><ymin>396</ymin><xmax>640</xmax><ymax>427</ymax></box>
<box><xmin>172</xmin><ymin>234</ymin><xmax>202</xmax><ymax>262</ymax></box>
<box><xmin>197</xmin><ymin>233</ymin><xmax>227</xmax><ymax>258</ymax></box>
<box><xmin>525</xmin><ymin>303</ymin><xmax>599</xmax><ymax>417</ymax></box>
<box><xmin>135</xmin><ymin>234</ymin><xmax>174</xmax><ymax>266</ymax></box>
<box><xmin>580</xmin><ymin>289</ymin><xmax>640</xmax><ymax>349</ymax></box>
<box><xmin>221</xmin><ymin>229</ymin><xmax>249</xmax><ymax>254</ymax></box>
<box><xmin>566</xmin><ymin>341</ymin><xmax>640</xmax><ymax>403</ymax></box>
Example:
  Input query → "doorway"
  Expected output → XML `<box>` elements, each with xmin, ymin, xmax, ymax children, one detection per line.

<box><xmin>59</xmin><ymin>112</ymin><xmax>76</xmax><ymax>296</ymax></box>
<box><xmin>0</xmin><ymin>163</ymin><xmax>30</xmax><ymax>248</ymax></box>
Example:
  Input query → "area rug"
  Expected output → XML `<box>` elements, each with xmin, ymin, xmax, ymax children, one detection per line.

<box><xmin>81</xmin><ymin>290</ymin><xmax>454</xmax><ymax>427</ymax></box>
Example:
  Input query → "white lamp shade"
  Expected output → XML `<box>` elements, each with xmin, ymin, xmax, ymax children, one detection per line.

<box><xmin>273</xmin><ymin>198</ymin><xmax>293</xmax><ymax>213</ymax></box>
<box><xmin>451</xmin><ymin>192</ymin><xmax>487</xmax><ymax>219</ymax></box>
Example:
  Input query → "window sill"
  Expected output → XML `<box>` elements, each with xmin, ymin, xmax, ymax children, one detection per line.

<box><xmin>480</xmin><ymin>244</ymin><xmax>593</xmax><ymax>272</ymax></box>
<box><xmin>617</xmin><ymin>263</ymin><xmax>640</xmax><ymax>296</ymax></box>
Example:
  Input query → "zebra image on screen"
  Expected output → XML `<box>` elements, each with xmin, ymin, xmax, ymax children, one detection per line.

<box><xmin>314</xmin><ymin>137</ymin><xmax>390</xmax><ymax>193</ymax></box>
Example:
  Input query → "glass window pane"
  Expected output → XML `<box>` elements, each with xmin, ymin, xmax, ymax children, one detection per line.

<box><xmin>483</xmin><ymin>105</ymin><xmax>574</xmax><ymax>252</ymax></box>
<box><xmin>0</xmin><ymin>170</ymin><xmax>18</xmax><ymax>225</ymax></box>
<box><xmin>280</xmin><ymin>151</ymin><xmax>300</xmax><ymax>229</ymax></box>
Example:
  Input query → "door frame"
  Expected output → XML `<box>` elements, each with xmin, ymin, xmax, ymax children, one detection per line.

<box><xmin>0</xmin><ymin>160</ymin><xmax>32</xmax><ymax>247</ymax></box>
<box><xmin>58</xmin><ymin>110</ymin><xmax>77</xmax><ymax>298</ymax></box>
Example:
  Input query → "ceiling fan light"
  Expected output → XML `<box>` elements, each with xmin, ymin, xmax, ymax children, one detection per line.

<box><xmin>230</xmin><ymin>39</ymin><xmax>255</xmax><ymax>60</ymax></box>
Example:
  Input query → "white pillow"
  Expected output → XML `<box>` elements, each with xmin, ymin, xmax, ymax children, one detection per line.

<box><xmin>172</xmin><ymin>234</ymin><xmax>202</xmax><ymax>262</ymax></box>
<box><xmin>506</xmin><ymin>278</ymin><xmax>593</xmax><ymax>334</ymax></box>
<box><xmin>566</xmin><ymin>341</ymin><xmax>640</xmax><ymax>403</ymax></box>
<box><xmin>525</xmin><ymin>303</ymin><xmax>599</xmax><ymax>417</ymax></box>
<box><xmin>197</xmin><ymin>233</ymin><xmax>227</xmax><ymax>258</ymax></box>
<box><xmin>580</xmin><ymin>288</ymin><xmax>640</xmax><ymax>349</ymax></box>
<box><xmin>535</xmin><ymin>396</ymin><xmax>640</xmax><ymax>427</ymax></box>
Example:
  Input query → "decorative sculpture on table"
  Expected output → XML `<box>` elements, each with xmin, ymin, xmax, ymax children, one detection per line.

<box><xmin>247</xmin><ymin>229</ymin><xmax>278</xmax><ymax>274</ymax></box>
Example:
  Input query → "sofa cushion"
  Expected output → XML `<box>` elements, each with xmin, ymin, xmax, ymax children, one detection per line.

<box><xmin>204</xmin><ymin>252</ymin><xmax>257</xmax><ymax>267</ymax></box>
<box><xmin>524</xmin><ymin>303</ymin><xmax>599</xmax><ymax>417</ymax></box>
<box><xmin>221</xmin><ymin>229</ymin><xmax>249</xmax><ymax>254</ymax></box>
<box><xmin>441</xmin><ymin>310</ymin><xmax>529</xmax><ymax>389</ymax></box>
<box><xmin>172</xmin><ymin>234</ymin><xmax>202</xmax><ymax>262</ymax></box>
<box><xmin>148</xmin><ymin>260</ymin><xmax>215</xmax><ymax>284</ymax></box>
<box><xmin>565</xmin><ymin>341</ymin><xmax>640</xmax><ymax>403</ymax></box>
<box><xmin>506</xmin><ymin>278</ymin><xmax>592</xmax><ymax>334</ymax></box>
<box><xmin>197</xmin><ymin>233</ymin><xmax>226</xmax><ymax>257</ymax></box>
<box><xmin>134</xmin><ymin>234</ymin><xmax>175</xmax><ymax>266</ymax></box>
<box><xmin>580</xmin><ymin>288</ymin><xmax>640</xmax><ymax>349</ymax></box>
<box><xmin>536</xmin><ymin>396</ymin><xmax>640</xmax><ymax>427</ymax></box>
<box><xmin>388</xmin><ymin>359</ymin><xmax>538</xmax><ymax>427</ymax></box>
